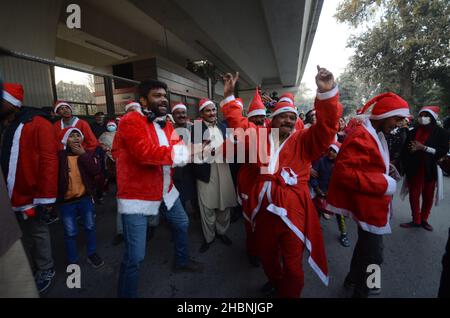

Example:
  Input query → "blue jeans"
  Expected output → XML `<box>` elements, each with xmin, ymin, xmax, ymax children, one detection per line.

<box><xmin>117</xmin><ymin>198</ymin><xmax>189</xmax><ymax>298</ymax></box>
<box><xmin>59</xmin><ymin>196</ymin><xmax>97</xmax><ymax>264</ymax></box>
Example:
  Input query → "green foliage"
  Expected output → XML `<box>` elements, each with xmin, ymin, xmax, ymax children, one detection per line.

<box><xmin>336</xmin><ymin>0</ymin><xmax>450</xmax><ymax>115</ymax></box>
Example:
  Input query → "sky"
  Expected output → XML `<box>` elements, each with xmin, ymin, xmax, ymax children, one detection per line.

<box><xmin>300</xmin><ymin>0</ymin><xmax>354</xmax><ymax>97</ymax></box>
<box><xmin>55</xmin><ymin>66</ymin><xmax>92</xmax><ymax>86</ymax></box>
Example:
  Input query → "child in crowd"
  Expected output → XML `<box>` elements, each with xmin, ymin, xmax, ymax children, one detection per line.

<box><xmin>57</xmin><ymin>127</ymin><xmax>104</xmax><ymax>268</ymax></box>
<box><xmin>310</xmin><ymin>142</ymin><xmax>350</xmax><ymax>247</ymax></box>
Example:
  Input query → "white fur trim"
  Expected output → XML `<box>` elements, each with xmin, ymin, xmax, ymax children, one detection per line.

<box><xmin>12</xmin><ymin>204</ymin><xmax>37</xmax><ymax>212</ymax></box>
<box><xmin>363</xmin><ymin>118</ymin><xmax>390</xmax><ymax>173</ymax></box>
<box><xmin>60</xmin><ymin>117</ymin><xmax>80</xmax><ymax>129</ymax></box>
<box><xmin>199</xmin><ymin>100</ymin><xmax>215</xmax><ymax>112</ymax></box>
<box><xmin>117</xmin><ymin>198</ymin><xmax>161</xmax><ymax>215</ymax></box>
<box><xmin>220</xmin><ymin>95</ymin><xmax>235</xmax><ymax>108</ymax></box>
<box><xmin>3</xmin><ymin>90</ymin><xmax>22</xmax><ymax>108</ymax></box>
<box><xmin>424</xmin><ymin>146</ymin><xmax>436</xmax><ymax>155</ymax></box>
<box><xmin>266</xmin><ymin>203</ymin><xmax>329</xmax><ymax>286</ymax></box>
<box><xmin>270</xmin><ymin>106</ymin><xmax>298</xmax><ymax>118</ymax></box>
<box><xmin>329</xmin><ymin>144</ymin><xmax>340</xmax><ymax>154</ymax></box>
<box><xmin>54</xmin><ymin>102</ymin><xmax>73</xmax><ymax>113</ymax></box>
<box><xmin>383</xmin><ymin>174</ymin><xmax>397</xmax><ymax>196</ymax></box>
<box><xmin>247</xmin><ymin>109</ymin><xmax>266</xmax><ymax>118</ymax></box>
<box><xmin>279</xmin><ymin>97</ymin><xmax>293</xmax><ymax>104</ymax></box>
<box><xmin>316</xmin><ymin>85</ymin><xmax>339</xmax><ymax>101</ymax></box>
<box><xmin>33</xmin><ymin>198</ymin><xmax>56</xmax><ymax>205</ymax></box>
<box><xmin>369</xmin><ymin>108</ymin><xmax>410</xmax><ymax>120</ymax></box>
<box><xmin>419</xmin><ymin>109</ymin><xmax>438</xmax><ymax>120</ymax></box>
<box><xmin>163</xmin><ymin>186</ymin><xmax>179</xmax><ymax>211</ymax></box>
<box><xmin>125</xmin><ymin>102</ymin><xmax>141</xmax><ymax>112</ymax></box>
<box><xmin>7</xmin><ymin>123</ymin><xmax>24</xmax><ymax>199</ymax></box>
<box><xmin>325</xmin><ymin>203</ymin><xmax>392</xmax><ymax>234</ymax></box>
<box><xmin>61</xmin><ymin>127</ymin><xmax>84</xmax><ymax>149</ymax></box>
<box><xmin>172</xmin><ymin>103</ymin><xmax>187</xmax><ymax>113</ymax></box>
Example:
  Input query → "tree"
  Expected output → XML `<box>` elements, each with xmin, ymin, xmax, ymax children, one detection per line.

<box><xmin>336</xmin><ymin>0</ymin><xmax>450</xmax><ymax>113</ymax></box>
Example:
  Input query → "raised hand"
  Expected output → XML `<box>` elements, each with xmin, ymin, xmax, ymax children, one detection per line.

<box><xmin>223</xmin><ymin>72</ymin><xmax>239</xmax><ymax>98</ymax></box>
<box><xmin>315</xmin><ymin>65</ymin><xmax>335</xmax><ymax>93</ymax></box>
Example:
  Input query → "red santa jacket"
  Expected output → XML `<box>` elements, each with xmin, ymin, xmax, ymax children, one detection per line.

<box><xmin>54</xmin><ymin>117</ymin><xmax>98</xmax><ymax>150</ymax></box>
<box><xmin>114</xmin><ymin>111</ymin><xmax>188</xmax><ymax>215</ymax></box>
<box><xmin>326</xmin><ymin>118</ymin><xmax>396</xmax><ymax>234</ymax></box>
<box><xmin>221</xmin><ymin>87</ymin><xmax>342</xmax><ymax>286</ymax></box>
<box><xmin>4</xmin><ymin>115</ymin><xmax>58</xmax><ymax>212</ymax></box>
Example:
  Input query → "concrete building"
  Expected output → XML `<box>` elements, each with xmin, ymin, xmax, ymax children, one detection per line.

<box><xmin>0</xmin><ymin>0</ymin><xmax>323</xmax><ymax>117</ymax></box>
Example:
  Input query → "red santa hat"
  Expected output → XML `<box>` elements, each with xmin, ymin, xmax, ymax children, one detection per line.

<box><xmin>279</xmin><ymin>92</ymin><xmax>295</xmax><ymax>105</ymax></box>
<box><xmin>2</xmin><ymin>83</ymin><xmax>24</xmax><ymax>108</ymax></box>
<box><xmin>270</xmin><ymin>100</ymin><xmax>298</xmax><ymax>118</ymax></box>
<box><xmin>60</xmin><ymin>127</ymin><xmax>84</xmax><ymax>150</ymax></box>
<box><xmin>418</xmin><ymin>106</ymin><xmax>440</xmax><ymax>120</ymax></box>
<box><xmin>125</xmin><ymin>101</ymin><xmax>141</xmax><ymax>112</ymax></box>
<box><xmin>357</xmin><ymin>92</ymin><xmax>410</xmax><ymax>120</ymax></box>
<box><xmin>106</xmin><ymin>120</ymin><xmax>117</xmax><ymax>129</ymax></box>
<box><xmin>329</xmin><ymin>141</ymin><xmax>342</xmax><ymax>154</ymax></box>
<box><xmin>198</xmin><ymin>98</ymin><xmax>215</xmax><ymax>112</ymax></box>
<box><xmin>171</xmin><ymin>103</ymin><xmax>187</xmax><ymax>113</ymax></box>
<box><xmin>247</xmin><ymin>87</ymin><xmax>266</xmax><ymax>118</ymax></box>
<box><xmin>54</xmin><ymin>100</ymin><xmax>73</xmax><ymax>113</ymax></box>
<box><xmin>235</xmin><ymin>98</ymin><xmax>244</xmax><ymax>109</ymax></box>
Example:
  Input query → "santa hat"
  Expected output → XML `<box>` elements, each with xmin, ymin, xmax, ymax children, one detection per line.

<box><xmin>54</xmin><ymin>101</ymin><xmax>73</xmax><ymax>113</ymax></box>
<box><xmin>418</xmin><ymin>106</ymin><xmax>440</xmax><ymax>120</ymax></box>
<box><xmin>270</xmin><ymin>100</ymin><xmax>298</xmax><ymax>118</ymax></box>
<box><xmin>3</xmin><ymin>83</ymin><xmax>24</xmax><ymax>108</ymax></box>
<box><xmin>125</xmin><ymin>101</ymin><xmax>141</xmax><ymax>112</ymax></box>
<box><xmin>279</xmin><ymin>92</ymin><xmax>295</xmax><ymax>105</ymax></box>
<box><xmin>171</xmin><ymin>103</ymin><xmax>187</xmax><ymax>113</ymax></box>
<box><xmin>235</xmin><ymin>98</ymin><xmax>244</xmax><ymax>109</ymax></box>
<box><xmin>60</xmin><ymin>127</ymin><xmax>84</xmax><ymax>150</ymax></box>
<box><xmin>198</xmin><ymin>98</ymin><xmax>215</xmax><ymax>112</ymax></box>
<box><xmin>357</xmin><ymin>92</ymin><xmax>410</xmax><ymax>120</ymax></box>
<box><xmin>329</xmin><ymin>141</ymin><xmax>342</xmax><ymax>154</ymax></box>
<box><xmin>106</xmin><ymin>120</ymin><xmax>117</xmax><ymax>129</ymax></box>
<box><xmin>247</xmin><ymin>87</ymin><xmax>266</xmax><ymax>118</ymax></box>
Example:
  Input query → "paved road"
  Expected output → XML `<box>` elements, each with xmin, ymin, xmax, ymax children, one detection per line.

<box><xmin>45</xmin><ymin>177</ymin><xmax>450</xmax><ymax>298</ymax></box>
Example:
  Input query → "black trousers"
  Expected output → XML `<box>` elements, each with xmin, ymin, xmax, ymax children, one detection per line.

<box><xmin>346</xmin><ymin>227</ymin><xmax>384</xmax><ymax>297</ymax></box>
<box><xmin>438</xmin><ymin>228</ymin><xmax>450</xmax><ymax>298</ymax></box>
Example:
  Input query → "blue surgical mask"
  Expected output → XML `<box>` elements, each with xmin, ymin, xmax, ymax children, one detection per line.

<box><xmin>107</xmin><ymin>126</ymin><xmax>116</xmax><ymax>132</ymax></box>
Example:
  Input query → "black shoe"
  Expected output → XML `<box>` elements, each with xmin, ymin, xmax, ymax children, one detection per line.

<box><xmin>421</xmin><ymin>221</ymin><xmax>434</xmax><ymax>231</ymax></box>
<box><xmin>400</xmin><ymin>221</ymin><xmax>421</xmax><ymax>228</ymax></box>
<box><xmin>35</xmin><ymin>268</ymin><xmax>55</xmax><ymax>294</ymax></box>
<box><xmin>199</xmin><ymin>240</ymin><xmax>212</xmax><ymax>253</ymax></box>
<box><xmin>87</xmin><ymin>253</ymin><xmax>105</xmax><ymax>269</ymax></box>
<box><xmin>339</xmin><ymin>233</ymin><xmax>350</xmax><ymax>247</ymax></box>
<box><xmin>247</xmin><ymin>254</ymin><xmax>260</xmax><ymax>268</ymax></box>
<box><xmin>217</xmin><ymin>234</ymin><xmax>232</xmax><ymax>246</ymax></box>
<box><xmin>173</xmin><ymin>259</ymin><xmax>204</xmax><ymax>273</ymax></box>
<box><xmin>261</xmin><ymin>281</ymin><xmax>277</xmax><ymax>297</ymax></box>
<box><xmin>112</xmin><ymin>234</ymin><xmax>124</xmax><ymax>246</ymax></box>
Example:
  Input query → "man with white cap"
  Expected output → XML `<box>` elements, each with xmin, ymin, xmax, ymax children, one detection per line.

<box><xmin>327</xmin><ymin>92</ymin><xmax>411</xmax><ymax>297</ymax></box>
<box><xmin>53</xmin><ymin>101</ymin><xmax>98</xmax><ymax>150</ymax></box>
<box><xmin>400</xmin><ymin>105</ymin><xmax>449</xmax><ymax>231</ymax></box>
<box><xmin>221</xmin><ymin>66</ymin><xmax>342</xmax><ymax>297</ymax></box>
<box><xmin>0</xmin><ymin>83</ymin><xmax>58</xmax><ymax>294</ymax></box>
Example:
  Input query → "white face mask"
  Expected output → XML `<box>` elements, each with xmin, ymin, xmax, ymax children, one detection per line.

<box><xmin>419</xmin><ymin>116</ymin><xmax>431</xmax><ymax>125</ymax></box>
<box><xmin>107</xmin><ymin>126</ymin><xmax>117</xmax><ymax>132</ymax></box>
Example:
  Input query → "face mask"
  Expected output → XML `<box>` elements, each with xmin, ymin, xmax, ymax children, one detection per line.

<box><xmin>107</xmin><ymin>126</ymin><xmax>116</xmax><ymax>132</ymax></box>
<box><xmin>419</xmin><ymin>117</ymin><xmax>431</xmax><ymax>125</ymax></box>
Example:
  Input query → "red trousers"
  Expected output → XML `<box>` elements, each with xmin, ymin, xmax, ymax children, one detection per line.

<box><xmin>408</xmin><ymin>165</ymin><xmax>436</xmax><ymax>224</ymax></box>
<box><xmin>254</xmin><ymin>201</ymin><xmax>305</xmax><ymax>298</ymax></box>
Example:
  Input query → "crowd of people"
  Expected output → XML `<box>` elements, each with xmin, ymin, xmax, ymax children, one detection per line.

<box><xmin>0</xmin><ymin>65</ymin><xmax>449</xmax><ymax>298</ymax></box>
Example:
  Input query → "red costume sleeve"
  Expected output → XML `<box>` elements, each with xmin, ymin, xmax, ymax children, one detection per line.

<box><xmin>297</xmin><ymin>88</ymin><xmax>342</xmax><ymax>162</ymax></box>
<box><xmin>35</xmin><ymin>117</ymin><xmax>58</xmax><ymax>203</ymax></box>
<box><xmin>78</xmin><ymin>120</ymin><xmax>99</xmax><ymax>150</ymax></box>
<box><xmin>119</xmin><ymin>112</ymin><xmax>174</xmax><ymax>166</ymax></box>
<box><xmin>221</xmin><ymin>96</ymin><xmax>257</xmax><ymax>131</ymax></box>
<box><xmin>331</xmin><ymin>136</ymin><xmax>389</xmax><ymax>195</ymax></box>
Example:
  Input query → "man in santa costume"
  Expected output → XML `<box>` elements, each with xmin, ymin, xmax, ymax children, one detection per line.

<box><xmin>221</xmin><ymin>66</ymin><xmax>342</xmax><ymax>297</ymax></box>
<box><xmin>115</xmin><ymin>79</ymin><xmax>201</xmax><ymax>298</ymax></box>
<box><xmin>53</xmin><ymin>101</ymin><xmax>98</xmax><ymax>150</ymax></box>
<box><xmin>279</xmin><ymin>92</ymin><xmax>304</xmax><ymax>131</ymax></box>
<box><xmin>400</xmin><ymin>106</ymin><xmax>449</xmax><ymax>231</ymax></box>
<box><xmin>0</xmin><ymin>83</ymin><xmax>58</xmax><ymax>294</ymax></box>
<box><xmin>326</xmin><ymin>92</ymin><xmax>411</xmax><ymax>298</ymax></box>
